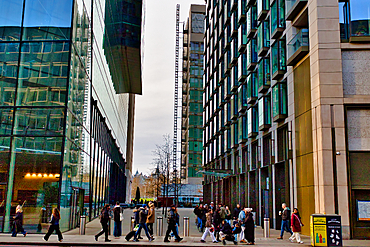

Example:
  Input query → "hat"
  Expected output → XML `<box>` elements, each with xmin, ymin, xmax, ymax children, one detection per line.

<box><xmin>170</xmin><ymin>204</ymin><xmax>176</xmax><ymax>208</ymax></box>
<box><xmin>246</xmin><ymin>208</ymin><xmax>253</xmax><ymax>212</ymax></box>
<box><xmin>143</xmin><ymin>204</ymin><xmax>147</xmax><ymax>208</ymax></box>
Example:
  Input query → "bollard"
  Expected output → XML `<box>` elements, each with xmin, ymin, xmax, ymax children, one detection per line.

<box><xmin>110</xmin><ymin>218</ymin><xmax>114</xmax><ymax>236</ymax></box>
<box><xmin>157</xmin><ymin>216</ymin><xmax>163</xmax><ymax>236</ymax></box>
<box><xmin>183</xmin><ymin>217</ymin><xmax>189</xmax><ymax>237</ymax></box>
<box><xmin>79</xmin><ymin>216</ymin><xmax>86</xmax><ymax>235</ymax></box>
<box><xmin>263</xmin><ymin>218</ymin><xmax>270</xmax><ymax>238</ymax></box>
<box><xmin>131</xmin><ymin>216</ymin><xmax>135</xmax><ymax>230</ymax></box>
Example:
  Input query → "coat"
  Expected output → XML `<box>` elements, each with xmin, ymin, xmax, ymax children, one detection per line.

<box><xmin>291</xmin><ymin>213</ymin><xmax>303</xmax><ymax>232</ymax></box>
<box><xmin>146</xmin><ymin>206</ymin><xmax>155</xmax><ymax>224</ymax></box>
<box><xmin>244</xmin><ymin>213</ymin><xmax>255</xmax><ymax>243</ymax></box>
<box><xmin>139</xmin><ymin>208</ymin><xmax>148</xmax><ymax>224</ymax></box>
<box><xmin>113</xmin><ymin>206</ymin><xmax>121</xmax><ymax>222</ymax></box>
<box><xmin>220</xmin><ymin>221</ymin><xmax>232</xmax><ymax>234</ymax></box>
<box><xmin>14</xmin><ymin>212</ymin><xmax>23</xmax><ymax>229</ymax></box>
<box><xmin>205</xmin><ymin>212</ymin><xmax>213</xmax><ymax>228</ymax></box>
<box><xmin>100</xmin><ymin>208</ymin><xmax>110</xmax><ymax>224</ymax></box>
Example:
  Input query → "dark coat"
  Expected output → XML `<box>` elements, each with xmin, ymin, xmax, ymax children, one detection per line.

<box><xmin>291</xmin><ymin>213</ymin><xmax>303</xmax><ymax>232</ymax></box>
<box><xmin>139</xmin><ymin>209</ymin><xmax>148</xmax><ymax>224</ymax></box>
<box><xmin>100</xmin><ymin>208</ymin><xmax>110</xmax><ymax>224</ymax></box>
<box><xmin>221</xmin><ymin>221</ymin><xmax>232</xmax><ymax>235</ymax></box>
<box><xmin>50</xmin><ymin>215</ymin><xmax>60</xmax><ymax>225</ymax></box>
<box><xmin>213</xmin><ymin>209</ymin><xmax>221</xmax><ymax>227</ymax></box>
<box><xmin>14</xmin><ymin>212</ymin><xmax>23</xmax><ymax>229</ymax></box>
<box><xmin>282</xmin><ymin>208</ymin><xmax>290</xmax><ymax>221</ymax></box>
<box><xmin>233</xmin><ymin>207</ymin><xmax>241</xmax><ymax>219</ymax></box>
<box><xmin>113</xmin><ymin>206</ymin><xmax>121</xmax><ymax>222</ymax></box>
<box><xmin>167</xmin><ymin>209</ymin><xmax>177</xmax><ymax>225</ymax></box>
<box><xmin>244</xmin><ymin>213</ymin><xmax>255</xmax><ymax>243</ymax></box>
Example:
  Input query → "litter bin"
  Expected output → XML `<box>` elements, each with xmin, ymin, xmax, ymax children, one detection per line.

<box><xmin>183</xmin><ymin>217</ymin><xmax>189</xmax><ymax>236</ymax></box>
<box><xmin>79</xmin><ymin>216</ymin><xmax>86</xmax><ymax>235</ymax></box>
<box><xmin>263</xmin><ymin>218</ymin><xmax>270</xmax><ymax>238</ymax></box>
<box><xmin>310</xmin><ymin>214</ymin><xmax>342</xmax><ymax>247</ymax></box>
<box><xmin>157</xmin><ymin>216</ymin><xmax>163</xmax><ymax>236</ymax></box>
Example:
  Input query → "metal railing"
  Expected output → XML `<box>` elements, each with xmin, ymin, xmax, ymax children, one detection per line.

<box><xmin>287</xmin><ymin>29</ymin><xmax>309</xmax><ymax>59</ymax></box>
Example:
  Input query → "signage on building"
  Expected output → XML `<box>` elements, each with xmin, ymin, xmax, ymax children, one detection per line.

<box><xmin>310</xmin><ymin>214</ymin><xmax>342</xmax><ymax>247</ymax></box>
<box><xmin>357</xmin><ymin>200</ymin><xmax>370</xmax><ymax>221</ymax></box>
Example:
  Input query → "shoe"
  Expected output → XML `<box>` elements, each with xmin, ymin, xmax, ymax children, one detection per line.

<box><xmin>23</xmin><ymin>232</ymin><xmax>27</xmax><ymax>237</ymax></box>
<box><xmin>247</xmin><ymin>243</ymin><xmax>254</xmax><ymax>245</ymax></box>
<box><xmin>222</xmin><ymin>239</ymin><xmax>226</xmax><ymax>245</ymax></box>
<box><xmin>277</xmin><ymin>236</ymin><xmax>283</xmax><ymax>239</ymax></box>
<box><xmin>240</xmin><ymin>239</ymin><xmax>247</xmax><ymax>243</ymax></box>
<box><xmin>233</xmin><ymin>241</ymin><xmax>238</xmax><ymax>245</ymax></box>
<box><xmin>105</xmin><ymin>239</ymin><xmax>111</xmax><ymax>242</ymax></box>
<box><xmin>94</xmin><ymin>236</ymin><xmax>98</xmax><ymax>241</ymax></box>
<box><xmin>42</xmin><ymin>237</ymin><xmax>47</xmax><ymax>241</ymax></box>
<box><xmin>151</xmin><ymin>237</ymin><xmax>155</xmax><ymax>241</ymax></box>
<box><xmin>58</xmin><ymin>239</ymin><xmax>63</xmax><ymax>242</ymax></box>
<box><xmin>300</xmin><ymin>241</ymin><xmax>304</xmax><ymax>244</ymax></box>
<box><xmin>200</xmin><ymin>239</ymin><xmax>206</xmax><ymax>243</ymax></box>
<box><xmin>175</xmin><ymin>238</ymin><xmax>183</xmax><ymax>242</ymax></box>
<box><xmin>138</xmin><ymin>236</ymin><xmax>143</xmax><ymax>239</ymax></box>
<box><xmin>164</xmin><ymin>239</ymin><xmax>170</xmax><ymax>242</ymax></box>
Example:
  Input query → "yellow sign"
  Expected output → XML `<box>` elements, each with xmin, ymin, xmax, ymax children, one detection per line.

<box><xmin>314</xmin><ymin>225</ymin><xmax>327</xmax><ymax>246</ymax></box>
<box><xmin>314</xmin><ymin>217</ymin><xmax>326</xmax><ymax>225</ymax></box>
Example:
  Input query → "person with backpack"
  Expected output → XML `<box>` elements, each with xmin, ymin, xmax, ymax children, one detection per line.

<box><xmin>11</xmin><ymin>205</ymin><xmax>27</xmax><ymax>237</ymax></box>
<box><xmin>277</xmin><ymin>203</ymin><xmax>293</xmax><ymax>239</ymax></box>
<box><xmin>94</xmin><ymin>204</ymin><xmax>111</xmax><ymax>242</ymax></box>
<box><xmin>289</xmin><ymin>208</ymin><xmax>304</xmax><ymax>244</ymax></box>
<box><xmin>164</xmin><ymin>205</ymin><xmax>183</xmax><ymax>242</ymax></box>
<box><xmin>43</xmin><ymin>208</ymin><xmax>63</xmax><ymax>242</ymax></box>
<box><xmin>133</xmin><ymin>205</ymin><xmax>153</xmax><ymax>242</ymax></box>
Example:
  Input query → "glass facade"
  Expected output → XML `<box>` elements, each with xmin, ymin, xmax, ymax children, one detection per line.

<box><xmin>0</xmin><ymin>0</ymin><xmax>139</xmax><ymax>233</ymax></box>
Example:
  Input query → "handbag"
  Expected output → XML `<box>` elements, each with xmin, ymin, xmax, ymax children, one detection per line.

<box><xmin>133</xmin><ymin>224</ymin><xmax>139</xmax><ymax>231</ymax></box>
<box><xmin>120</xmin><ymin>213</ymin><xmax>124</xmax><ymax>221</ymax></box>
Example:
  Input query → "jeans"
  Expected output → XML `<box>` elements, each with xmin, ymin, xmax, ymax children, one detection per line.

<box><xmin>280</xmin><ymin>220</ymin><xmax>293</xmax><ymax>237</ymax></box>
<box><xmin>135</xmin><ymin>223</ymin><xmax>151</xmax><ymax>240</ymax></box>
<box><xmin>197</xmin><ymin>217</ymin><xmax>203</xmax><ymax>229</ymax></box>
<box><xmin>147</xmin><ymin>223</ymin><xmax>154</xmax><ymax>236</ymax></box>
<box><xmin>96</xmin><ymin>222</ymin><xmax>109</xmax><ymax>240</ymax></box>
<box><xmin>44</xmin><ymin>225</ymin><xmax>63</xmax><ymax>241</ymax></box>
<box><xmin>113</xmin><ymin>221</ymin><xmax>122</xmax><ymax>237</ymax></box>
<box><xmin>11</xmin><ymin>224</ymin><xmax>26</xmax><ymax>237</ymax></box>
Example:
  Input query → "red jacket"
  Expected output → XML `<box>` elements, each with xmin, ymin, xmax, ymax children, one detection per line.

<box><xmin>291</xmin><ymin>213</ymin><xmax>303</xmax><ymax>232</ymax></box>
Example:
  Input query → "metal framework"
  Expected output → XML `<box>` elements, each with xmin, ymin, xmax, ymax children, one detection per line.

<box><xmin>173</xmin><ymin>4</ymin><xmax>180</xmax><ymax>205</ymax></box>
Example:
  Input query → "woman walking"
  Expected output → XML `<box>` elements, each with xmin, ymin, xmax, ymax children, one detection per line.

<box><xmin>225</xmin><ymin>206</ymin><xmax>232</xmax><ymax>225</ymax></box>
<box><xmin>95</xmin><ymin>204</ymin><xmax>111</xmax><ymax>242</ymax></box>
<box><xmin>146</xmin><ymin>202</ymin><xmax>155</xmax><ymax>238</ymax></box>
<box><xmin>200</xmin><ymin>208</ymin><xmax>217</xmax><ymax>243</ymax></box>
<box><xmin>11</xmin><ymin>205</ymin><xmax>27</xmax><ymax>237</ymax></box>
<box><xmin>43</xmin><ymin>208</ymin><xmax>63</xmax><ymax>242</ymax></box>
<box><xmin>290</xmin><ymin>208</ymin><xmax>304</xmax><ymax>244</ymax></box>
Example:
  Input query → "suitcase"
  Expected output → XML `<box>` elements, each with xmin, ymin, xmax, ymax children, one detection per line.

<box><xmin>125</xmin><ymin>230</ymin><xmax>136</xmax><ymax>241</ymax></box>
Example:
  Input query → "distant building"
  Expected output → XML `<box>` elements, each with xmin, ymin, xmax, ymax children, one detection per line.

<box><xmin>181</xmin><ymin>4</ymin><xmax>206</xmax><ymax>185</ymax></box>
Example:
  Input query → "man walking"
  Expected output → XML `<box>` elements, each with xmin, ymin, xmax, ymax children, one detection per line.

<box><xmin>233</xmin><ymin>204</ymin><xmax>241</xmax><ymax>220</ymax></box>
<box><xmin>164</xmin><ymin>205</ymin><xmax>183</xmax><ymax>242</ymax></box>
<box><xmin>133</xmin><ymin>205</ymin><xmax>153</xmax><ymax>242</ymax></box>
<box><xmin>113</xmin><ymin>201</ymin><xmax>122</xmax><ymax>238</ymax></box>
<box><xmin>277</xmin><ymin>203</ymin><xmax>293</xmax><ymax>239</ymax></box>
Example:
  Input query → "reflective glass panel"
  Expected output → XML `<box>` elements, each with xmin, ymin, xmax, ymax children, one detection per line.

<box><xmin>14</xmin><ymin>108</ymin><xmax>65</xmax><ymax>136</ymax></box>
<box><xmin>0</xmin><ymin>0</ymin><xmax>23</xmax><ymax>41</ymax></box>
<box><xmin>0</xmin><ymin>108</ymin><xmax>14</xmax><ymax>135</ymax></box>
<box><xmin>350</xmin><ymin>0</ymin><xmax>370</xmax><ymax>37</ymax></box>
<box><xmin>0</xmin><ymin>136</ymin><xmax>10</xmax><ymax>232</ymax></box>
<box><xmin>16</xmin><ymin>42</ymin><xmax>69</xmax><ymax>106</ymax></box>
<box><xmin>23</xmin><ymin>0</ymin><xmax>73</xmax><ymax>40</ymax></box>
<box><xmin>0</xmin><ymin>43</ymin><xmax>20</xmax><ymax>106</ymax></box>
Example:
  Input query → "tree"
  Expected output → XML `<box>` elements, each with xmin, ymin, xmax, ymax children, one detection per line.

<box><xmin>135</xmin><ymin>187</ymin><xmax>140</xmax><ymax>202</ymax></box>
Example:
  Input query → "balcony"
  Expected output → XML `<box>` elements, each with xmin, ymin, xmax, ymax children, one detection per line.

<box><xmin>287</xmin><ymin>29</ymin><xmax>309</xmax><ymax>66</ymax></box>
<box><xmin>286</xmin><ymin>0</ymin><xmax>307</xmax><ymax>21</ymax></box>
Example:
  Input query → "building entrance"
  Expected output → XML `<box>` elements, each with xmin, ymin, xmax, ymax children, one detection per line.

<box><xmin>69</xmin><ymin>188</ymin><xmax>84</xmax><ymax>230</ymax></box>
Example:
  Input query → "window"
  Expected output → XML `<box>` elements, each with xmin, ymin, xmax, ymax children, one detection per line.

<box><xmin>238</xmin><ymin>115</ymin><xmax>248</xmax><ymax>143</ymax></box>
<box><xmin>271</xmin><ymin>39</ymin><xmax>286</xmax><ymax>80</ymax></box>
<box><xmin>0</xmin><ymin>0</ymin><xmax>23</xmax><ymax>41</ymax></box>
<box><xmin>257</xmin><ymin>57</ymin><xmax>270</xmax><ymax>93</ymax></box>
<box><xmin>246</xmin><ymin>5</ymin><xmax>258</xmax><ymax>37</ymax></box>
<box><xmin>257</xmin><ymin>20</ymin><xmax>270</xmax><ymax>56</ymax></box>
<box><xmin>247</xmin><ymin>72</ymin><xmax>258</xmax><ymax>104</ymax></box>
<box><xmin>258</xmin><ymin>95</ymin><xmax>271</xmax><ymax>130</ymax></box>
<box><xmin>238</xmin><ymin>53</ymin><xmax>248</xmax><ymax>81</ymax></box>
<box><xmin>257</xmin><ymin>0</ymin><xmax>269</xmax><ymax>20</ymax></box>
<box><xmin>339</xmin><ymin>1</ymin><xmax>349</xmax><ymax>41</ymax></box>
<box><xmin>270</xmin><ymin>0</ymin><xmax>285</xmax><ymax>39</ymax></box>
<box><xmin>272</xmin><ymin>82</ymin><xmax>287</xmax><ymax>122</ymax></box>
<box><xmin>247</xmin><ymin>38</ymin><xmax>258</xmax><ymax>70</ymax></box>
<box><xmin>238</xmin><ymin>84</ymin><xmax>248</xmax><ymax>113</ymax></box>
<box><xmin>247</xmin><ymin>106</ymin><xmax>258</xmax><ymax>137</ymax></box>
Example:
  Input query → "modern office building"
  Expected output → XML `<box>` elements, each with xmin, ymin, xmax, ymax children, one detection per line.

<box><xmin>0</xmin><ymin>0</ymin><xmax>142</xmax><ymax>233</ymax></box>
<box><xmin>181</xmin><ymin>4</ymin><xmax>206</xmax><ymax>185</ymax></box>
<box><xmin>202</xmin><ymin>0</ymin><xmax>370</xmax><ymax>239</ymax></box>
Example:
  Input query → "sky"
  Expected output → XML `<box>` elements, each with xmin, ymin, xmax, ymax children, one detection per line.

<box><xmin>133</xmin><ymin>0</ymin><xmax>205</xmax><ymax>175</ymax></box>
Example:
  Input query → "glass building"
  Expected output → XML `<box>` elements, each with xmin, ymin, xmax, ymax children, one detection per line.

<box><xmin>181</xmin><ymin>5</ymin><xmax>206</xmax><ymax>185</ymax></box>
<box><xmin>203</xmin><ymin>0</ymin><xmax>370</xmax><ymax>240</ymax></box>
<box><xmin>0</xmin><ymin>0</ymin><xmax>142</xmax><ymax>233</ymax></box>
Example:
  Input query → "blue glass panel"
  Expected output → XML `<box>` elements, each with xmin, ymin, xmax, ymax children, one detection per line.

<box><xmin>350</xmin><ymin>0</ymin><xmax>370</xmax><ymax>37</ymax></box>
<box><xmin>0</xmin><ymin>0</ymin><xmax>23</xmax><ymax>41</ymax></box>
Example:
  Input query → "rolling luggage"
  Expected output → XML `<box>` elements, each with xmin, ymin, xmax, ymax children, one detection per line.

<box><xmin>125</xmin><ymin>230</ymin><xmax>136</xmax><ymax>241</ymax></box>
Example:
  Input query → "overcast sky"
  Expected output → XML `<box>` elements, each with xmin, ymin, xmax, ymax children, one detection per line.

<box><xmin>133</xmin><ymin>0</ymin><xmax>205</xmax><ymax>175</ymax></box>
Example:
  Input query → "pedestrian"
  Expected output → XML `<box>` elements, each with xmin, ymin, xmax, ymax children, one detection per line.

<box><xmin>238</xmin><ymin>208</ymin><xmax>247</xmax><ymax>243</ymax></box>
<box><xmin>94</xmin><ymin>204</ymin><xmax>111</xmax><ymax>242</ymax></box>
<box><xmin>133</xmin><ymin>205</ymin><xmax>153</xmax><ymax>242</ymax></box>
<box><xmin>164</xmin><ymin>204</ymin><xmax>183</xmax><ymax>242</ymax></box>
<box><xmin>200</xmin><ymin>208</ymin><xmax>217</xmax><ymax>243</ymax></box>
<box><xmin>289</xmin><ymin>208</ymin><xmax>304</xmax><ymax>244</ymax></box>
<box><xmin>146</xmin><ymin>202</ymin><xmax>155</xmax><ymax>238</ymax></box>
<box><xmin>213</xmin><ymin>205</ymin><xmax>222</xmax><ymax>242</ymax></box>
<box><xmin>244</xmin><ymin>208</ymin><xmax>255</xmax><ymax>245</ymax></box>
<box><xmin>225</xmin><ymin>206</ymin><xmax>232</xmax><ymax>225</ymax></box>
<box><xmin>11</xmin><ymin>205</ymin><xmax>27</xmax><ymax>237</ymax></box>
<box><xmin>113</xmin><ymin>201</ymin><xmax>122</xmax><ymax>238</ymax></box>
<box><xmin>43</xmin><ymin>208</ymin><xmax>63</xmax><ymax>242</ymax></box>
<box><xmin>219</xmin><ymin>219</ymin><xmax>232</xmax><ymax>240</ymax></box>
<box><xmin>210</xmin><ymin>202</ymin><xmax>215</xmax><ymax>211</ymax></box>
<box><xmin>133</xmin><ymin>205</ymin><xmax>142</xmax><ymax>239</ymax></box>
<box><xmin>219</xmin><ymin>204</ymin><xmax>226</xmax><ymax>222</ymax></box>
<box><xmin>233</xmin><ymin>204</ymin><xmax>241</xmax><ymax>220</ymax></box>
<box><xmin>277</xmin><ymin>203</ymin><xmax>293</xmax><ymax>239</ymax></box>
